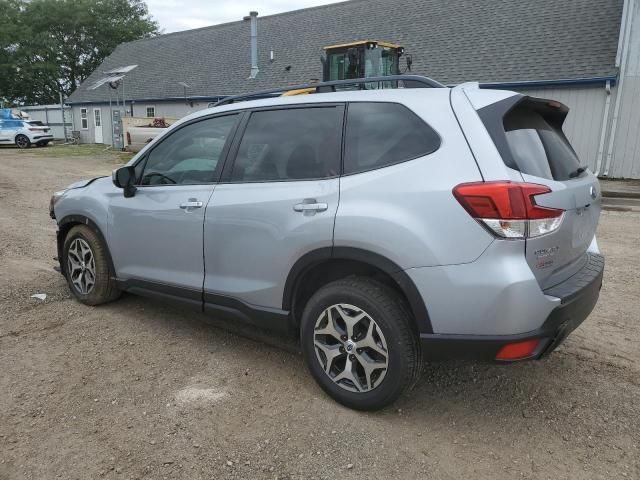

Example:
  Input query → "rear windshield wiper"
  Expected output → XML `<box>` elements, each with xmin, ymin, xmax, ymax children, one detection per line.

<box><xmin>569</xmin><ymin>166</ymin><xmax>587</xmax><ymax>178</ymax></box>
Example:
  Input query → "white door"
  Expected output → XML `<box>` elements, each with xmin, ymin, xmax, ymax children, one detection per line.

<box><xmin>93</xmin><ymin>108</ymin><xmax>103</xmax><ymax>144</ymax></box>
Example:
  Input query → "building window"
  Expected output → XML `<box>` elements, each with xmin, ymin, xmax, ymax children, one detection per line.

<box><xmin>146</xmin><ymin>106</ymin><xmax>156</xmax><ymax>118</ymax></box>
<box><xmin>80</xmin><ymin>108</ymin><xmax>88</xmax><ymax>130</ymax></box>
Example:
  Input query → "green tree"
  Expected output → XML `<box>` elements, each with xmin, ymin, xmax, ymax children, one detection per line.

<box><xmin>0</xmin><ymin>0</ymin><xmax>23</xmax><ymax>106</ymax></box>
<box><xmin>0</xmin><ymin>0</ymin><xmax>158</xmax><ymax>105</ymax></box>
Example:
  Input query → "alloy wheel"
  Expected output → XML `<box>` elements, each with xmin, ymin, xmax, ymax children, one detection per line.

<box><xmin>16</xmin><ymin>135</ymin><xmax>29</xmax><ymax>149</ymax></box>
<box><xmin>313</xmin><ymin>303</ymin><xmax>389</xmax><ymax>393</ymax></box>
<box><xmin>67</xmin><ymin>238</ymin><xmax>96</xmax><ymax>294</ymax></box>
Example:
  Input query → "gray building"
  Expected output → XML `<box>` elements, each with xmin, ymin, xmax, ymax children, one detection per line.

<box><xmin>67</xmin><ymin>0</ymin><xmax>640</xmax><ymax>179</ymax></box>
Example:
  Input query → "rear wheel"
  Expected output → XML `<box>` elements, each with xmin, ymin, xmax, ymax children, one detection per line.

<box><xmin>15</xmin><ymin>134</ymin><xmax>30</xmax><ymax>149</ymax></box>
<box><xmin>301</xmin><ymin>277</ymin><xmax>421</xmax><ymax>410</ymax></box>
<box><xmin>63</xmin><ymin>225</ymin><xmax>120</xmax><ymax>306</ymax></box>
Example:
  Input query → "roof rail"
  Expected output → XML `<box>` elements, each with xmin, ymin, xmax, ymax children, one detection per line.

<box><xmin>210</xmin><ymin>75</ymin><xmax>445</xmax><ymax>108</ymax></box>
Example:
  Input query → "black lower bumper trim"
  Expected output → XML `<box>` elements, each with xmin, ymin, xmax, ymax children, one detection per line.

<box><xmin>420</xmin><ymin>253</ymin><xmax>604</xmax><ymax>362</ymax></box>
<box><xmin>419</xmin><ymin>332</ymin><xmax>551</xmax><ymax>362</ymax></box>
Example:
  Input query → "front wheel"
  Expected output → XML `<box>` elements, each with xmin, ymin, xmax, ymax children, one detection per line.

<box><xmin>63</xmin><ymin>225</ymin><xmax>120</xmax><ymax>306</ymax></box>
<box><xmin>15</xmin><ymin>134</ymin><xmax>30</xmax><ymax>149</ymax></box>
<box><xmin>301</xmin><ymin>277</ymin><xmax>421</xmax><ymax>410</ymax></box>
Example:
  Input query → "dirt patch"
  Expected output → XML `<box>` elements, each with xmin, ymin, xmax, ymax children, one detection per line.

<box><xmin>174</xmin><ymin>384</ymin><xmax>229</xmax><ymax>406</ymax></box>
<box><xmin>1</xmin><ymin>147</ymin><xmax>639</xmax><ymax>479</ymax></box>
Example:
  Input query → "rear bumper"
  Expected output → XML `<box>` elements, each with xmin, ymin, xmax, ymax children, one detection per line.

<box><xmin>420</xmin><ymin>253</ymin><xmax>604</xmax><ymax>362</ymax></box>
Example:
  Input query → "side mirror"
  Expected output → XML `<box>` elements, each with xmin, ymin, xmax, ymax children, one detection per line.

<box><xmin>112</xmin><ymin>165</ymin><xmax>137</xmax><ymax>198</ymax></box>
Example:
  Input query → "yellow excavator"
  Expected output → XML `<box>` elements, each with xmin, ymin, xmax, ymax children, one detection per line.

<box><xmin>283</xmin><ymin>40</ymin><xmax>407</xmax><ymax>96</ymax></box>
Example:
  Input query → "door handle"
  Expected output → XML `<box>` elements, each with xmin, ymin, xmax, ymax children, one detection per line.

<box><xmin>293</xmin><ymin>201</ymin><xmax>328</xmax><ymax>213</ymax></box>
<box><xmin>180</xmin><ymin>200</ymin><xmax>203</xmax><ymax>210</ymax></box>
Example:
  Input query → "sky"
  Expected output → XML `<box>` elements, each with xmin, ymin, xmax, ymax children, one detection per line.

<box><xmin>146</xmin><ymin>0</ymin><xmax>347</xmax><ymax>33</ymax></box>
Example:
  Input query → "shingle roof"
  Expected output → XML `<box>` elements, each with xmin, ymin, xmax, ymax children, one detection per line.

<box><xmin>67</xmin><ymin>0</ymin><xmax>623</xmax><ymax>104</ymax></box>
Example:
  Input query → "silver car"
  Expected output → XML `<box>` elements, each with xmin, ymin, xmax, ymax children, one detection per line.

<box><xmin>50</xmin><ymin>76</ymin><xmax>604</xmax><ymax>410</ymax></box>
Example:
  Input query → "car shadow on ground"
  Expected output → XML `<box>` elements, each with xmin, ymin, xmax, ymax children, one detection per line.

<box><xmin>106</xmin><ymin>292</ymin><xmax>612</xmax><ymax>423</ymax></box>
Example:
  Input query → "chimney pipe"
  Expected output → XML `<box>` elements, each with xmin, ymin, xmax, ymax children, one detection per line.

<box><xmin>248</xmin><ymin>11</ymin><xmax>259</xmax><ymax>79</ymax></box>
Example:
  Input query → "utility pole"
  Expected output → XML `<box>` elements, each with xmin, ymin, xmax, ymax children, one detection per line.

<box><xmin>59</xmin><ymin>90</ymin><xmax>69</xmax><ymax>142</ymax></box>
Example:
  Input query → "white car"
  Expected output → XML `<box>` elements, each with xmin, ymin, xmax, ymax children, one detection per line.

<box><xmin>0</xmin><ymin>109</ymin><xmax>53</xmax><ymax>148</ymax></box>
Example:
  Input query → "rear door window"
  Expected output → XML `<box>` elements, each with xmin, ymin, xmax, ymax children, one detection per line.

<box><xmin>503</xmin><ymin>104</ymin><xmax>581</xmax><ymax>181</ymax></box>
<box><xmin>344</xmin><ymin>102</ymin><xmax>440</xmax><ymax>175</ymax></box>
<box><xmin>230</xmin><ymin>106</ymin><xmax>343</xmax><ymax>182</ymax></box>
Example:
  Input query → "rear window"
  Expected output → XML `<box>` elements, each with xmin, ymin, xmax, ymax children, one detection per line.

<box><xmin>503</xmin><ymin>104</ymin><xmax>581</xmax><ymax>181</ymax></box>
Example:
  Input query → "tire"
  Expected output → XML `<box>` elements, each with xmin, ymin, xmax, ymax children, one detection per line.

<box><xmin>301</xmin><ymin>277</ymin><xmax>421</xmax><ymax>410</ymax></box>
<box><xmin>63</xmin><ymin>225</ymin><xmax>120</xmax><ymax>306</ymax></box>
<box><xmin>15</xmin><ymin>134</ymin><xmax>30</xmax><ymax>149</ymax></box>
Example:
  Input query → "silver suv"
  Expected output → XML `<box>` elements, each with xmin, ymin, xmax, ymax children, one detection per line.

<box><xmin>50</xmin><ymin>76</ymin><xmax>604</xmax><ymax>410</ymax></box>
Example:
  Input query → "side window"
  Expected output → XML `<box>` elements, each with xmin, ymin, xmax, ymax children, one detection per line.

<box><xmin>344</xmin><ymin>102</ymin><xmax>440</xmax><ymax>175</ymax></box>
<box><xmin>139</xmin><ymin>114</ymin><xmax>238</xmax><ymax>186</ymax></box>
<box><xmin>230</xmin><ymin>106</ymin><xmax>343</xmax><ymax>182</ymax></box>
<box><xmin>80</xmin><ymin>108</ymin><xmax>88</xmax><ymax>130</ymax></box>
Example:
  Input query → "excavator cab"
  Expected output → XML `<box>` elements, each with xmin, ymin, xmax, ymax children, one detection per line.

<box><xmin>282</xmin><ymin>40</ymin><xmax>407</xmax><ymax>96</ymax></box>
<box><xmin>323</xmin><ymin>41</ymin><xmax>404</xmax><ymax>81</ymax></box>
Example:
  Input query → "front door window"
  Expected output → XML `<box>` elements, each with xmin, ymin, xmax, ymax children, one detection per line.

<box><xmin>139</xmin><ymin>114</ymin><xmax>239</xmax><ymax>185</ymax></box>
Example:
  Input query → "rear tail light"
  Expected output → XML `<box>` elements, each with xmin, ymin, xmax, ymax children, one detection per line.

<box><xmin>495</xmin><ymin>339</ymin><xmax>541</xmax><ymax>361</ymax></box>
<box><xmin>453</xmin><ymin>181</ymin><xmax>564</xmax><ymax>239</ymax></box>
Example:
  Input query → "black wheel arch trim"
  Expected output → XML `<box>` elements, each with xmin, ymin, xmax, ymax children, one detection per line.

<box><xmin>283</xmin><ymin>246</ymin><xmax>433</xmax><ymax>334</ymax></box>
<box><xmin>282</xmin><ymin>247</ymin><xmax>333</xmax><ymax>313</ymax></box>
<box><xmin>57</xmin><ymin>215</ymin><xmax>116</xmax><ymax>277</ymax></box>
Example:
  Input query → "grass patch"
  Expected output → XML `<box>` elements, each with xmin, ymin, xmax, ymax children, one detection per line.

<box><xmin>113</xmin><ymin>150</ymin><xmax>135</xmax><ymax>164</ymax></box>
<box><xmin>2</xmin><ymin>143</ymin><xmax>134</xmax><ymax>163</ymax></box>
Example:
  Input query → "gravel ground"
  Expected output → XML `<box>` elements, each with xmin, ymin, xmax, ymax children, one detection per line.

<box><xmin>1</xmin><ymin>146</ymin><xmax>639</xmax><ymax>480</ymax></box>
